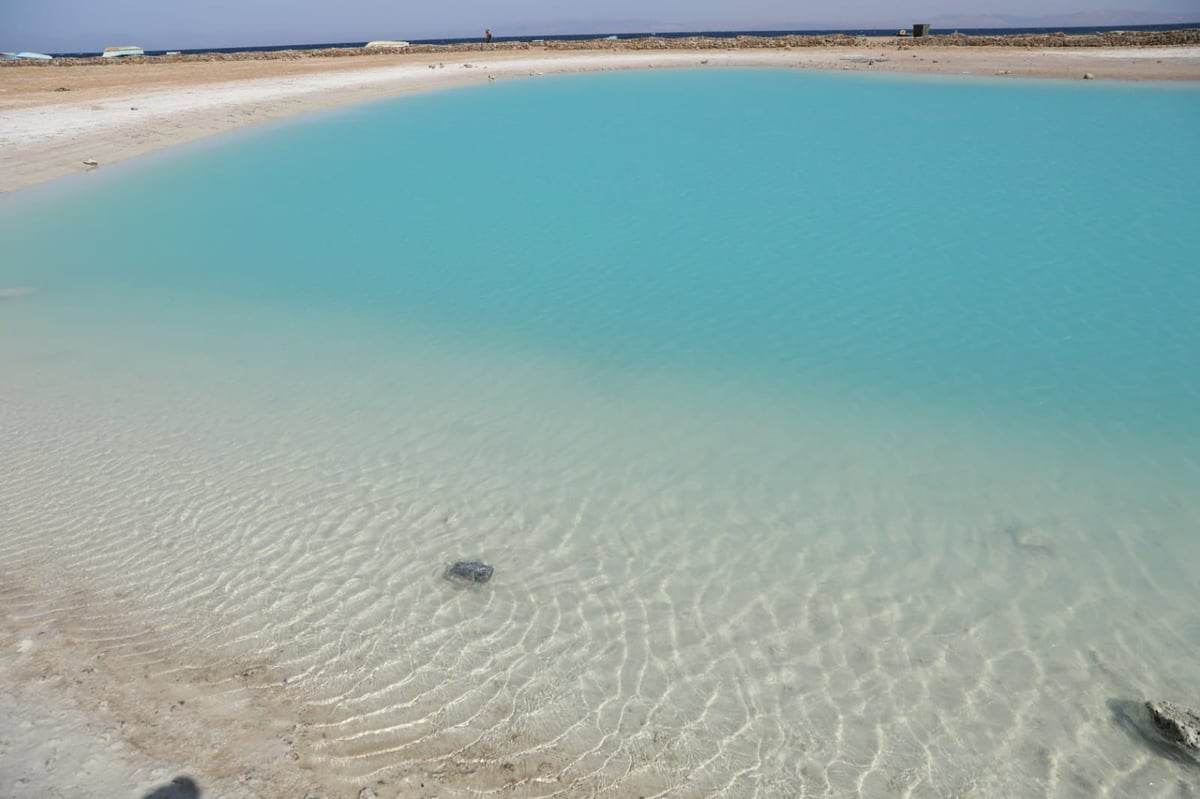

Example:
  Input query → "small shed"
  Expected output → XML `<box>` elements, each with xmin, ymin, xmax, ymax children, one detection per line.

<box><xmin>912</xmin><ymin>23</ymin><xmax>931</xmax><ymax>37</ymax></box>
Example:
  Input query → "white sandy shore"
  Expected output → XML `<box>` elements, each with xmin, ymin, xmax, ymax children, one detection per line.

<box><xmin>1054</xmin><ymin>45</ymin><xmax>1200</xmax><ymax>58</ymax></box>
<box><xmin>2</xmin><ymin>46</ymin><xmax>1198</xmax><ymax>192</ymax></box>
<box><xmin>0</xmin><ymin>636</ymin><xmax>280</xmax><ymax>799</ymax></box>
<box><xmin>0</xmin><ymin>656</ymin><xmax>193</xmax><ymax>798</ymax></box>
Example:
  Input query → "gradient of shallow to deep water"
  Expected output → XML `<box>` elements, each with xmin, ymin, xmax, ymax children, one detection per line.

<box><xmin>2</xmin><ymin>70</ymin><xmax>1198</xmax><ymax>797</ymax></box>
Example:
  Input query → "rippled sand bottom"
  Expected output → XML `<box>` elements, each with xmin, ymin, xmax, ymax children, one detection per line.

<box><xmin>2</xmin><ymin>304</ymin><xmax>1198</xmax><ymax>798</ymax></box>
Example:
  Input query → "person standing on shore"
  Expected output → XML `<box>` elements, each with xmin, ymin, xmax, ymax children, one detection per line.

<box><xmin>485</xmin><ymin>29</ymin><xmax>493</xmax><ymax>44</ymax></box>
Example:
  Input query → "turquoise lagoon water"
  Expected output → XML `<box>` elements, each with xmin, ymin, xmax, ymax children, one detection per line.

<box><xmin>2</xmin><ymin>70</ymin><xmax>1199</xmax><ymax>797</ymax></box>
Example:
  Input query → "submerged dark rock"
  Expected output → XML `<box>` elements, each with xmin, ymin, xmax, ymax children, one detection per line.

<box><xmin>445</xmin><ymin>560</ymin><xmax>494</xmax><ymax>584</ymax></box>
<box><xmin>1146</xmin><ymin>700</ymin><xmax>1200</xmax><ymax>753</ymax></box>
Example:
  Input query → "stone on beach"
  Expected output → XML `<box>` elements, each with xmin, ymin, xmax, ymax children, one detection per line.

<box><xmin>1145</xmin><ymin>700</ymin><xmax>1200</xmax><ymax>752</ymax></box>
<box><xmin>445</xmin><ymin>560</ymin><xmax>494</xmax><ymax>584</ymax></box>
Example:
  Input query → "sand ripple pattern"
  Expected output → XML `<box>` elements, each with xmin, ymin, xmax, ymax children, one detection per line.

<box><xmin>2</xmin><ymin>360</ymin><xmax>1198</xmax><ymax>798</ymax></box>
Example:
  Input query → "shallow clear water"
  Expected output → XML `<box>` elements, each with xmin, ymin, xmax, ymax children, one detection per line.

<box><xmin>2</xmin><ymin>70</ymin><xmax>1199</xmax><ymax>797</ymax></box>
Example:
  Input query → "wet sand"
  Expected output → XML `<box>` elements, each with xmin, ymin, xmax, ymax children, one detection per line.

<box><xmin>2</xmin><ymin>43</ymin><xmax>1198</xmax><ymax>192</ymax></box>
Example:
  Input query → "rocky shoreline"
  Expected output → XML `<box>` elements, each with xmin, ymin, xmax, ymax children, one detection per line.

<box><xmin>3</xmin><ymin>28</ymin><xmax>1197</xmax><ymax>67</ymax></box>
<box><xmin>546</xmin><ymin>28</ymin><xmax>1200</xmax><ymax>50</ymax></box>
<box><xmin>889</xmin><ymin>28</ymin><xmax>1200</xmax><ymax>47</ymax></box>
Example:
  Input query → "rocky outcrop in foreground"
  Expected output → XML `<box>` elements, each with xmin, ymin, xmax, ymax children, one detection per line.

<box><xmin>2</xmin><ymin>29</ymin><xmax>1197</xmax><ymax>67</ymax></box>
<box><xmin>1146</xmin><ymin>700</ymin><xmax>1200</xmax><ymax>753</ymax></box>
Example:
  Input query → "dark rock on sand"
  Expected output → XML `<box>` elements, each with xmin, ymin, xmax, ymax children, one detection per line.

<box><xmin>1146</xmin><ymin>700</ymin><xmax>1200</xmax><ymax>752</ymax></box>
<box><xmin>445</xmin><ymin>560</ymin><xmax>494</xmax><ymax>584</ymax></box>
<box><xmin>140</xmin><ymin>776</ymin><xmax>200</xmax><ymax>799</ymax></box>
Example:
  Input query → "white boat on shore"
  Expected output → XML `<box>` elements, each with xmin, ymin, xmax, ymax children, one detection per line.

<box><xmin>102</xmin><ymin>45</ymin><xmax>144</xmax><ymax>58</ymax></box>
<box><xmin>2</xmin><ymin>51</ymin><xmax>53</xmax><ymax>60</ymax></box>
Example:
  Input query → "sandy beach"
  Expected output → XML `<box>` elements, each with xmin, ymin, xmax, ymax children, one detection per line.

<box><xmin>3</xmin><ymin>36</ymin><xmax>1200</xmax><ymax>799</ymax></box>
<box><xmin>2</xmin><ymin>42</ymin><xmax>1199</xmax><ymax>193</ymax></box>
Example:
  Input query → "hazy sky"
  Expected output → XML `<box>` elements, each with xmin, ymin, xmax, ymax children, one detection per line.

<box><xmin>4</xmin><ymin>0</ymin><xmax>1198</xmax><ymax>52</ymax></box>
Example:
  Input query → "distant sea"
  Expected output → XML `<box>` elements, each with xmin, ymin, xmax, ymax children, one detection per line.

<box><xmin>48</xmin><ymin>21</ymin><xmax>1200</xmax><ymax>58</ymax></box>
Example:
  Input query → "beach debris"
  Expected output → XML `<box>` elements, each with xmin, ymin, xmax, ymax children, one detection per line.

<box><xmin>1146</xmin><ymin>701</ymin><xmax>1200</xmax><ymax>753</ymax></box>
<box><xmin>54</xmin><ymin>86</ymin><xmax>71</xmax><ymax>91</ymax></box>
<box><xmin>103</xmin><ymin>45</ymin><xmax>145</xmax><ymax>58</ymax></box>
<box><xmin>1002</xmin><ymin>521</ymin><xmax>1056</xmax><ymax>557</ymax></box>
<box><xmin>82</xmin><ymin>158</ymin><xmax>98</xmax><ymax>166</ymax></box>
<box><xmin>995</xmin><ymin>69</ymin><xmax>1012</xmax><ymax>75</ymax></box>
<box><xmin>445</xmin><ymin>559</ymin><xmax>494</xmax><ymax>585</ymax></box>
<box><xmin>1083</xmin><ymin>72</ymin><xmax>1095</xmax><ymax>79</ymax></box>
